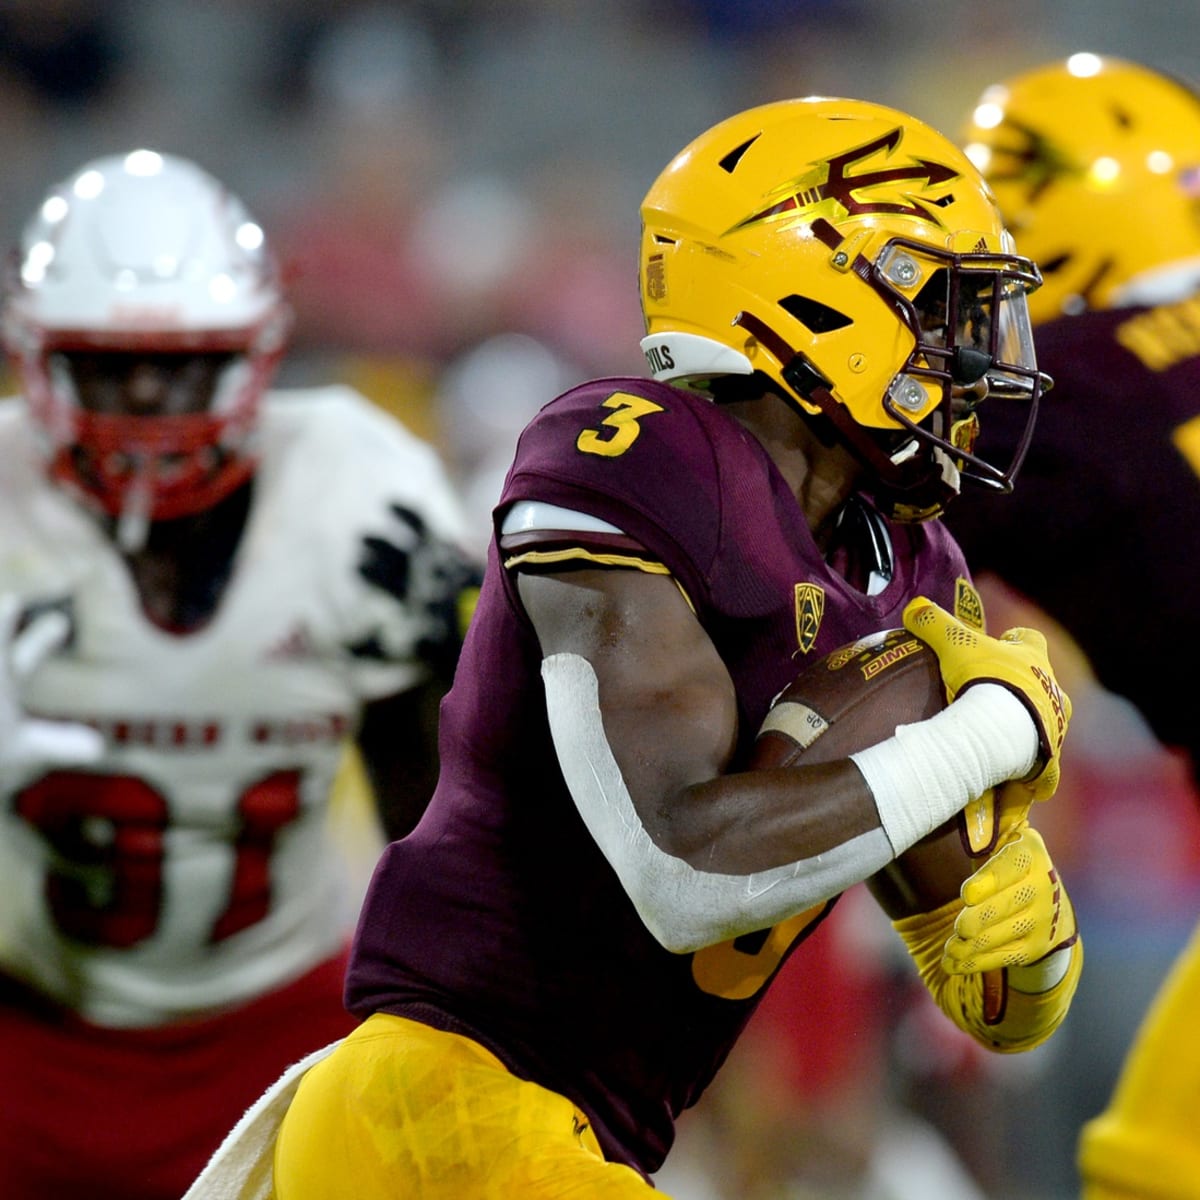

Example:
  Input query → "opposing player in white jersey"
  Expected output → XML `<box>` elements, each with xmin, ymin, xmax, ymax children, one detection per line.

<box><xmin>0</xmin><ymin>149</ymin><xmax>480</xmax><ymax>1200</ymax></box>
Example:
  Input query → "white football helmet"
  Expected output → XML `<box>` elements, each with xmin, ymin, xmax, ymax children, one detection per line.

<box><xmin>3</xmin><ymin>149</ymin><xmax>291</xmax><ymax>523</ymax></box>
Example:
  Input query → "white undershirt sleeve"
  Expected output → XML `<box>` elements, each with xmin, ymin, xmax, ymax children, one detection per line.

<box><xmin>542</xmin><ymin>652</ymin><xmax>895</xmax><ymax>953</ymax></box>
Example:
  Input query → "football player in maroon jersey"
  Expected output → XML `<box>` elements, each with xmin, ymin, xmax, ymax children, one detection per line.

<box><xmin>199</xmin><ymin>97</ymin><xmax>1081</xmax><ymax>1199</ymax></box>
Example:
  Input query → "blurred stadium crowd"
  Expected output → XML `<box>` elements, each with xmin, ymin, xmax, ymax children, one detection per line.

<box><xmin>3</xmin><ymin>3</ymin><xmax>1199</xmax><ymax>1199</ymax></box>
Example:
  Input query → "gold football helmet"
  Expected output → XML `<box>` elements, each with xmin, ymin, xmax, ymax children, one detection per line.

<box><xmin>640</xmin><ymin>97</ymin><xmax>1047</xmax><ymax>522</ymax></box>
<box><xmin>962</xmin><ymin>53</ymin><xmax>1200</xmax><ymax>324</ymax></box>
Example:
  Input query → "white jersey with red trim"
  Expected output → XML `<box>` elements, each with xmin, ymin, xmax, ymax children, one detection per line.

<box><xmin>0</xmin><ymin>385</ymin><xmax>470</xmax><ymax>1027</ymax></box>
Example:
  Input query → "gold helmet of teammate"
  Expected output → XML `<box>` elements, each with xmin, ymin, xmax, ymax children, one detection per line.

<box><xmin>639</xmin><ymin>96</ymin><xmax>1047</xmax><ymax>522</ymax></box>
<box><xmin>961</xmin><ymin>52</ymin><xmax>1200</xmax><ymax>324</ymax></box>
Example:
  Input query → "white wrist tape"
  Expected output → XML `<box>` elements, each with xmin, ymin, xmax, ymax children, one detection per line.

<box><xmin>542</xmin><ymin>652</ymin><xmax>894</xmax><ymax>954</ymax></box>
<box><xmin>850</xmin><ymin>684</ymin><xmax>1038</xmax><ymax>856</ymax></box>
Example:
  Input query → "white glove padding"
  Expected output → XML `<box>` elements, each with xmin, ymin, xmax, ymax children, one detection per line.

<box><xmin>0</xmin><ymin>594</ymin><xmax>104</xmax><ymax>770</ymax></box>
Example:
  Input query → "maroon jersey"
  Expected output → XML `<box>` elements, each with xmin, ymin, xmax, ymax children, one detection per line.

<box><xmin>944</xmin><ymin>304</ymin><xmax>1200</xmax><ymax>769</ymax></box>
<box><xmin>347</xmin><ymin>378</ymin><xmax>974</xmax><ymax>1175</ymax></box>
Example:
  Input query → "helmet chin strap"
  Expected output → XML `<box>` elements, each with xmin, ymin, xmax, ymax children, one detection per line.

<box><xmin>731</xmin><ymin>310</ymin><xmax>965</xmax><ymax>522</ymax></box>
<box><xmin>731</xmin><ymin>311</ymin><xmax>920</xmax><ymax>478</ymax></box>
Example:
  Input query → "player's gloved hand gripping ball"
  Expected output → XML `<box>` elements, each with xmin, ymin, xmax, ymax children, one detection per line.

<box><xmin>903</xmin><ymin>598</ymin><xmax>1071</xmax><ymax>802</ymax></box>
<box><xmin>942</xmin><ymin>823</ymin><xmax>1078</xmax><ymax>979</ymax></box>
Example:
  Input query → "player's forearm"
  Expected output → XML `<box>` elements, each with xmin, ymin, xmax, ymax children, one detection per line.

<box><xmin>543</xmin><ymin>650</ymin><xmax>1043</xmax><ymax>953</ymax></box>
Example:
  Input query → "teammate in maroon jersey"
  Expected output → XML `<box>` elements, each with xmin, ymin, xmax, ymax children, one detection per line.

<box><xmin>193</xmin><ymin>97</ymin><xmax>1082</xmax><ymax>1198</ymax></box>
<box><xmin>947</xmin><ymin>54</ymin><xmax>1200</xmax><ymax>1200</ymax></box>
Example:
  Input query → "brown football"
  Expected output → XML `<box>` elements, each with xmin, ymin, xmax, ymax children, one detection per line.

<box><xmin>751</xmin><ymin>627</ymin><xmax>946</xmax><ymax>769</ymax></box>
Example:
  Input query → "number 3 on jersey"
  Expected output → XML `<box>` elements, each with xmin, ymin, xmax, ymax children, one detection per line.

<box><xmin>576</xmin><ymin>392</ymin><xmax>665</xmax><ymax>458</ymax></box>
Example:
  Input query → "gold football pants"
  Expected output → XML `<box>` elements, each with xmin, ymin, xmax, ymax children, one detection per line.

<box><xmin>274</xmin><ymin>1013</ymin><xmax>664</xmax><ymax>1198</ymax></box>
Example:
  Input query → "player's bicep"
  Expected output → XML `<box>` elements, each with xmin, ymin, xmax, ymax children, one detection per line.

<box><xmin>521</xmin><ymin>566</ymin><xmax>898</xmax><ymax>953</ymax></box>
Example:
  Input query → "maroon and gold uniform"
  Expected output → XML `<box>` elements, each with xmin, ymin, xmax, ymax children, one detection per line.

<box><xmin>953</xmin><ymin>54</ymin><xmax>1200</xmax><ymax>1200</ymax></box>
<box><xmin>345</xmin><ymin>377</ymin><xmax>975</xmax><ymax>1179</ymax></box>
<box><xmin>257</xmin><ymin>96</ymin><xmax>1076</xmax><ymax>1200</ymax></box>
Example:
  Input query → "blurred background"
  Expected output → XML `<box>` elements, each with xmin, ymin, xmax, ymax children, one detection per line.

<box><xmin>2</xmin><ymin>2</ymin><xmax>1198</xmax><ymax>1198</ymax></box>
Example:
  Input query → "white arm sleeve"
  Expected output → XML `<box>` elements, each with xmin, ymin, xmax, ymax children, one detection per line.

<box><xmin>542</xmin><ymin>652</ymin><xmax>895</xmax><ymax>954</ymax></box>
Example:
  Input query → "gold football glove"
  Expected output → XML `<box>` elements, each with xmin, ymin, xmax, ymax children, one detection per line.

<box><xmin>960</xmin><ymin>778</ymin><xmax>1046</xmax><ymax>857</ymax></box>
<box><xmin>942</xmin><ymin>824</ymin><xmax>1077</xmax><ymax>976</ymax></box>
<box><xmin>903</xmin><ymin>597</ymin><xmax>1071</xmax><ymax>800</ymax></box>
<box><xmin>893</xmin><ymin>823</ymin><xmax>1082</xmax><ymax>1052</ymax></box>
